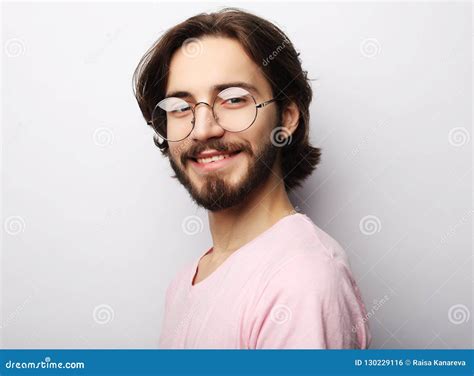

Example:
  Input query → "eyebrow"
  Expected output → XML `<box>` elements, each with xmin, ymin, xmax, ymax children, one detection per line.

<box><xmin>165</xmin><ymin>82</ymin><xmax>260</xmax><ymax>99</ymax></box>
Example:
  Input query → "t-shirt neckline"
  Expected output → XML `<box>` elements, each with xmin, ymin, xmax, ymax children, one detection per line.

<box><xmin>188</xmin><ymin>212</ymin><xmax>304</xmax><ymax>292</ymax></box>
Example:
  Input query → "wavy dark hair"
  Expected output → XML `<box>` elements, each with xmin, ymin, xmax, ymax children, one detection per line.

<box><xmin>133</xmin><ymin>7</ymin><xmax>321</xmax><ymax>191</ymax></box>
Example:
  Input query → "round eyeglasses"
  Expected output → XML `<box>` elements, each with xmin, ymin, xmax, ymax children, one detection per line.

<box><xmin>148</xmin><ymin>86</ymin><xmax>278</xmax><ymax>142</ymax></box>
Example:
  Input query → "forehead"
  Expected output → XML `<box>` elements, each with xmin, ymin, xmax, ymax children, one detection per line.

<box><xmin>166</xmin><ymin>36</ymin><xmax>272</xmax><ymax>97</ymax></box>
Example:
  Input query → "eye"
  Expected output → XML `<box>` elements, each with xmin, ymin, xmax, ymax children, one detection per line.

<box><xmin>223</xmin><ymin>97</ymin><xmax>245</xmax><ymax>105</ymax></box>
<box><xmin>171</xmin><ymin>104</ymin><xmax>191</xmax><ymax>113</ymax></box>
<box><xmin>169</xmin><ymin>106</ymin><xmax>192</xmax><ymax>119</ymax></box>
<box><xmin>217</xmin><ymin>86</ymin><xmax>252</xmax><ymax>108</ymax></box>
<box><xmin>157</xmin><ymin>97</ymin><xmax>193</xmax><ymax>118</ymax></box>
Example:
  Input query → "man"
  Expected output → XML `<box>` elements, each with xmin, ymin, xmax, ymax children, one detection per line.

<box><xmin>133</xmin><ymin>8</ymin><xmax>371</xmax><ymax>349</ymax></box>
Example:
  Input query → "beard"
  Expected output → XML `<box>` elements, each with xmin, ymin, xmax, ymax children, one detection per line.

<box><xmin>168</xmin><ymin>137</ymin><xmax>279</xmax><ymax>212</ymax></box>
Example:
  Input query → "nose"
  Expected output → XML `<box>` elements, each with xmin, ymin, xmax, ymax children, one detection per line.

<box><xmin>190</xmin><ymin>102</ymin><xmax>225</xmax><ymax>142</ymax></box>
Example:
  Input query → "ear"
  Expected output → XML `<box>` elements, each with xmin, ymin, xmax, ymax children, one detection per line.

<box><xmin>280</xmin><ymin>101</ymin><xmax>299</xmax><ymax>138</ymax></box>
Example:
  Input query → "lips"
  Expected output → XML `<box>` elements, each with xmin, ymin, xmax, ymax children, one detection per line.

<box><xmin>189</xmin><ymin>150</ymin><xmax>241</xmax><ymax>163</ymax></box>
<box><xmin>188</xmin><ymin>150</ymin><xmax>244</xmax><ymax>173</ymax></box>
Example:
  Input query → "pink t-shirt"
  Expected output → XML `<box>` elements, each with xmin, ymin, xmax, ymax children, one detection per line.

<box><xmin>158</xmin><ymin>213</ymin><xmax>371</xmax><ymax>349</ymax></box>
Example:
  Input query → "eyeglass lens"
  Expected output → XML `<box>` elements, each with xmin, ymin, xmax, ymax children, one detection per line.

<box><xmin>151</xmin><ymin>86</ymin><xmax>258</xmax><ymax>142</ymax></box>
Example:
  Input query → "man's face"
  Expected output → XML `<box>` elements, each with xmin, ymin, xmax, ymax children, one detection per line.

<box><xmin>166</xmin><ymin>36</ymin><xmax>280</xmax><ymax>211</ymax></box>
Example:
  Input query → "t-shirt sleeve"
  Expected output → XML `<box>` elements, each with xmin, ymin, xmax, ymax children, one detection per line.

<box><xmin>247</xmin><ymin>252</ymin><xmax>371</xmax><ymax>349</ymax></box>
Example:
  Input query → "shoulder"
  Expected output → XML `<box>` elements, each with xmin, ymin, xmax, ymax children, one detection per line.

<box><xmin>248</xmin><ymin>213</ymin><xmax>366</xmax><ymax>312</ymax></box>
<box><xmin>259</xmin><ymin>247</ymin><xmax>355</xmax><ymax>302</ymax></box>
<box><xmin>288</xmin><ymin>213</ymin><xmax>350</xmax><ymax>263</ymax></box>
<box><xmin>247</xmin><ymin>216</ymin><xmax>370</xmax><ymax>348</ymax></box>
<box><xmin>261</xmin><ymin>213</ymin><xmax>353</xmax><ymax>286</ymax></box>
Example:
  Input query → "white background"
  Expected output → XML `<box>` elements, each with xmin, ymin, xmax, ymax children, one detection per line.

<box><xmin>2</xmin><ymin>1</ymin><xmax>472</xmax><ymax>349</ymax></box>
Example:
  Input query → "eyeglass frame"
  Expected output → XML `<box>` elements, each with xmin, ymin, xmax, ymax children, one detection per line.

<box><xmin>147</xmin><ymin>87</ymin><xmax>280</xmax><ymax>142</ymax></box>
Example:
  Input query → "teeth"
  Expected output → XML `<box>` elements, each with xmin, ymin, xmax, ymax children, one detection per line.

<box><xmin>197</xmin><ymin>154</ymin><xmax>231</xmax><ymax>164</ymax></box>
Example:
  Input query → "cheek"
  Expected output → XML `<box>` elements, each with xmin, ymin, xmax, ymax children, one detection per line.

<box><xmin>167</xmin><ymin>146</ymin><xmax>179</xmax><ymax>164</ymax></box>
<box><xmin>168</xmin><ymin>141</ymin><xmax>189</xmax><ymax>164</ymax></box>
<box><xmin>244</xmin><ymin>110</ymin><xmax>277</xmax><ymax>150</ymax></box>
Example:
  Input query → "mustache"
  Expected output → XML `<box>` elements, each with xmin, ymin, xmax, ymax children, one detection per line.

<box><xmin>180</xmin><ymin>140</ymin><xmax>253</xmax><ymax>165</ymax></box>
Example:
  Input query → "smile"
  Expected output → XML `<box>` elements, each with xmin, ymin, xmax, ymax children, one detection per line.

<box><xmin>196</xmin><ymin>153</ymin><xmax>234</xmax><ymax>164</ymax></box>
<box><xmin>189</xmin><ymin>151</ymin><xmax>243</xmax><ymax>173</ymax></box>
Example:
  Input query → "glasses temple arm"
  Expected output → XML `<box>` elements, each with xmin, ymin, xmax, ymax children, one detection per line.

<box><xmin>256</xmin><ymin>98</ymin><xmax>279</xmax><ymax>109</ymax></box>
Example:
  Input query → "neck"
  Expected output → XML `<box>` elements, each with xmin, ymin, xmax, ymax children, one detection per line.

<box><xmin>207</xmin><ymin>168</ymin><xmax>296</xmax><ymax>261</ymax></box>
